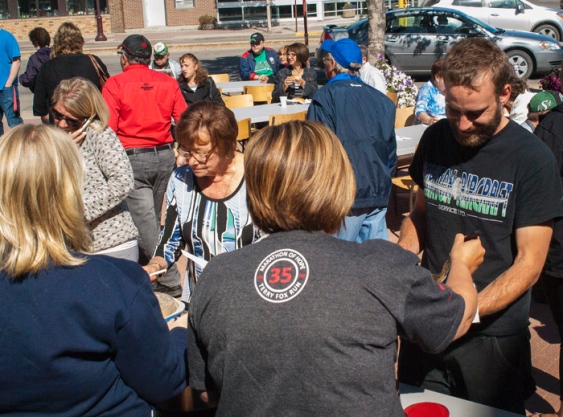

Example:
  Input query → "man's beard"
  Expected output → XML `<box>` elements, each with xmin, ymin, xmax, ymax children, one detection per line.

<box><xmin>449</xmin><ymin>104</ymin><xmax>502</xmax><ymax>148</ymax></box>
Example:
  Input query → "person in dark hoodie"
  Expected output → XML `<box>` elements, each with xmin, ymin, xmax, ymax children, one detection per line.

<box><xmin>177</xmin><ymin>53</ymin><xmax>224</xmax><ymax>106</ymax></box>
<box><xmin>533</xmin><ymin>85</ymin><xmax>563</xmax><ymax>417</ymax></box>
<box><xmin>19</xmin><ymin>27</ymin><xmax>51</xmax><ymax>93</ymax></box>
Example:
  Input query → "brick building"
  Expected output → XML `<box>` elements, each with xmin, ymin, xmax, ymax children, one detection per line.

<box><xmin>0</xmin><ymin>0</ymin><xmax>366</xmax><ymax>40</ymax></box>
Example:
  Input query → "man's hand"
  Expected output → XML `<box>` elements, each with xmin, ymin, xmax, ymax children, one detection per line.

<box><xmin>449</xmin><ymin>233</ymin><xmax>485</xmax><ymax>274</ymax></box>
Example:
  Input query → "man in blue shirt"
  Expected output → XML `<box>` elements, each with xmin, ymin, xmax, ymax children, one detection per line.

<box><xmin>308</xmin><ymin>38</ymin><xmax>397</xmax><ymax>242</ymax></box>
<box><xmin>0</xmin><ymin>28</ymin><xmax>23</xmax><ymax>135</ymax></box>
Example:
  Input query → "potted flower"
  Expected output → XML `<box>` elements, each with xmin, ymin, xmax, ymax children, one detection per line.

<box><xmin>342</xmin><ymin>2</ymin><xmax>357</xmax><ymax>18</ymax></box>
<box><xmin>539</xmin><ymin>67</ymin><xmax>562</xmax><ymax>93</ymax></box>
<box><xmin>375</xmin><ymin>55</ymin><xmax>418</xmax><ymax>108</ymax></box>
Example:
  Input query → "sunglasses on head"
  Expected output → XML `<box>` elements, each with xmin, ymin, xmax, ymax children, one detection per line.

<box><xmin>52</xmin><ymin>109</ymin><xmax>84</xmax><ymax>130</ymax></box>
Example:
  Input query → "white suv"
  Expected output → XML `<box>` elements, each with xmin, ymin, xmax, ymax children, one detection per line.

<box><xmin>422</xmin><ymin>0</ymin><xmax>563</xmax><ymax>40</ymax></box>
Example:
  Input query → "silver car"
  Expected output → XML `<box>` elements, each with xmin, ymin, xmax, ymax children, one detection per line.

<box><xmin>317</xmin><ymin>7</ymin><xmax>563</xmax><ymax>78</ymax></box>
<box><xmin>423</xmin><ymin>0</ymin><xmax>563</xmax><ymax>41</ymax></box>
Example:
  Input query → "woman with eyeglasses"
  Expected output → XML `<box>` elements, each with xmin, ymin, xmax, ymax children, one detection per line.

<box><xmin>271</xmin><ymin>42</ymin><xmax>318</xmax><ymax>102</ymax></box>
<box><xmin>52</xmin><ymin>77</ymin><xmax>139</xmax><ymax>261</ymax></box>
<box><xmin>143</xmin><ymin>101</ymin><xmax>262</xmax><ymax>302</ymax></box>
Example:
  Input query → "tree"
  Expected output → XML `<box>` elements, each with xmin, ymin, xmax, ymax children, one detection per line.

<box><xmin>365</xmin><ymin>0</ymin><xmax>386</xmax><ymax>65</ymax></box>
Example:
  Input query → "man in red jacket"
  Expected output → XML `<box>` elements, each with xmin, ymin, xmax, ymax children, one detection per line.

<box><xmin>103</xmin><ymin>34</ymin><xmax>187</xmax><ymax>296</ymax></box>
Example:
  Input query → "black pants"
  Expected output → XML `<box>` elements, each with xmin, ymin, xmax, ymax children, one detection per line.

<box><xmin>542</xmin><ymin>273</ymin><xmax>563</xmax><ymax>400</ymax></box>
<box><xmin>398</xmin><ymin>330</ymin><xmax>535</xmax><ymax>415</ymax></box>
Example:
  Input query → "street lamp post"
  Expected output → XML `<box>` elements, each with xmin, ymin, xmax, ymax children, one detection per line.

<box><xmin>302</xmin><ymin>0</ymin><xmax>308</xmax><ymax>46</ymax></box>
<box><xmin>94</xmin><ymin>0</ymin><xmax>107</xmax><ymax>41</ymax></box>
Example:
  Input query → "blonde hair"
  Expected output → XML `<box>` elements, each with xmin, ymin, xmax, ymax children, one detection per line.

<box><xmin>244</xmin><ymin>120</ymin><xmax>356</xmax><ymax>234</ymax></box>
<box><xmin>52</xmin><ymin>77</ymin><xmax>109</xmax><ymax>131</ymax></box>
<box><xmin>0</xmin><ymin>125</ymin><xmax>92</xmax><ymax>278</ymax></box>
<box><xmin>53</xmin><ymin>22</ymin><xmax>84</xmax><ymax>56</ymax></box>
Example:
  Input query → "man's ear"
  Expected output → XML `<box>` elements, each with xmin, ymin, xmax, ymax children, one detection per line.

<box><xmin>499</xmin><ymin>83</ymin><xmax>511</xmax><ymax>107</ymax></box>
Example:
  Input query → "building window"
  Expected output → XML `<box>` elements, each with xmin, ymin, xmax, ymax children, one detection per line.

<box><xmin>175</xmin><ymin>0</ymin><xmax>193</xmax><ymax>9</ymax></box>
<box><xmin>3</xmin><ymin>0</ymin><xmax>107</xmax><ymax>18</ymax></box>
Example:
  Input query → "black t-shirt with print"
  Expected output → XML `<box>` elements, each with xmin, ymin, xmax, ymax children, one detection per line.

<box><xmin>410</xmin><ymin>119</ymin><xmax>563</xmax><ymax>336</ymax></box>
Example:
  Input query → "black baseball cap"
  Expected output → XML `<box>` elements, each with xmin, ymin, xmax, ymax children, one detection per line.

<box><xmin>250</xmin><ymin>32</ymin><xmax>265</xmax><ymax>45</ymax></box>
<box><xmin>118</xmin><ymin>34</ymin><xmax>152</xmax><ymax>59</ymax></box>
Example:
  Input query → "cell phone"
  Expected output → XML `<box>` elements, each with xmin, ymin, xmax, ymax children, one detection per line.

<box><xmin>78</xmin><ymin>115</ymin><xmax>95</xmax><ymax>134</ymax></box>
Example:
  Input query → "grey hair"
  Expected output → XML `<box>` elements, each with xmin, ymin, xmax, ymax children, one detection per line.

<box><xmin>324</xmin><ymin>52</ymin><xmax>361</xmax><ymax>76</ymax></box>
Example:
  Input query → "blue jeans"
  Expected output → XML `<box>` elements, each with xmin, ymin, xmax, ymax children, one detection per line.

<box><xmin>0</xmin><ymin>86</ymin><xmax>23</xmax><ymax>135</ymax></box>
<box><xmin>336</xmin><ymin>207</ymin><xmax>388</xmax><ymax>242</ymax></box>
<box><xmin>398</xmin><ymin>331</ymin><xmax>535</xmax><ymax>415</ymax></box>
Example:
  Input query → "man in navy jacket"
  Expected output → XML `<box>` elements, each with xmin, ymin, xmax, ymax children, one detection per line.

<box><xmin>239</xmin><ymin>32</ymin><xmax>280</xmax><ymax>81</ymax></box>
<box><xmin>308</xmin><ymin>38</ymin><xmax>397</xmax><ymax>242</ymax></box>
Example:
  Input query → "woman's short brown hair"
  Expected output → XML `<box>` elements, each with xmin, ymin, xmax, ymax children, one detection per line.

<box><xmin>287</xmin><ymin>42</ymin><xmax>310</xmax><ymax>66</ymax></box>
<box><xmin>245</xmin><ymin>120</ymin><xmax>355</xmax><ymax>234</ymax></box>
<box><xmin>53</xmin><ymin>22</ymin><xmax>84</xmax><ymax>56</ymax></box>
<box><xmin>175</xmin><ymin>101</ymin><xmax>237</xmax><ymax>158</ymax></box>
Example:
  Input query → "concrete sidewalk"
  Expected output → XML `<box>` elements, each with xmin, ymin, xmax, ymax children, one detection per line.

<box><xmin>17</xmin><ymin>15</ymin><xmax>356</xmax><ymax>57</ymax></box>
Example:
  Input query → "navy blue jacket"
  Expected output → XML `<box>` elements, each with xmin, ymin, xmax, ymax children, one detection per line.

<box><xmin>0</xmin><ymin>255</ymin><xmax>187</xmax><ymax>416</ymax></box>
<box><xmin>19</xmin><ymin>46</ymin><xmax>51</xmax><ymax>92</ymax></box>
<box><xmin>307</xmin><ymin>74</ymin><xmax>397</xmax><ymax>209</ymax></box>
<box><xmin>239</xmin><ymin>47</ymin><xmax>280</xmax><ymax>81</ymax></box>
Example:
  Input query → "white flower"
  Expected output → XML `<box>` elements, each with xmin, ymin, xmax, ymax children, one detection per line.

<box><xmin>375</xmin><ymin>55</ymin><xmax>418</xmax><ymax>108</ymax></box>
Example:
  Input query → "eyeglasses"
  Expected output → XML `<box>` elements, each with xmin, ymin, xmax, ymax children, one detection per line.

<box><xmin>178</xmin><ymin>146</ymin><xmax>216</xmax><ymax>162</ymax></box>
<box><xmin>322</xmin><ymin>56</ymin><xmax>332</xmax><ymax>63</ymax></box>
<box><xmin>52</xmin><ymin>109</ymin><xmax>84</xmax><ymax>130</ymax></box>
<box><xmin>154</xmin><ymin>55</ymin><xmax>166</xmax><ymax>60</ymax></box>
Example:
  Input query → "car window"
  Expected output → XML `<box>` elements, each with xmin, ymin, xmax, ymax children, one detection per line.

<box><xmin>452</xmin><ymin>0</ymin><xmax>483</xmax><ymax>7</ymax></box>
<box><xmin>388</xmin><ymin>15</ymin><xmax>436</xmax><ymax>34</ymax></box>
<box><xmin>489</xmin><ymin>0</ymin><xmax>517</xmax><ymax>8</ymax></box>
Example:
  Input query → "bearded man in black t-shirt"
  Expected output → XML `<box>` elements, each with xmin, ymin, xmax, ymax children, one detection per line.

<box><xmin>397</xmin><ymin>38</ymin><xmax>563</xmax><ymax>415</ymax></box>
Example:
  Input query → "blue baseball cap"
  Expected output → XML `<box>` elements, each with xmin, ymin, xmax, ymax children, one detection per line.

<box><xmin>321</xmin><ymin>38</ymin><xmax>362</xmax><ymax>69</ymax></box>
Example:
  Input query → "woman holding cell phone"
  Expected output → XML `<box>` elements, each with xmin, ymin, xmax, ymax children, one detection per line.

<box><xmin>52</xmin><ymin>77</ymin><xmax>139</xmax><ymax>261</ymax></box>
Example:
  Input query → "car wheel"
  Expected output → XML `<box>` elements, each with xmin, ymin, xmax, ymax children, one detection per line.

<box><xmin>534</xmin><ymin>24</ymin><xmax>560</xmax><ymax>41</ymax></box>
<box><xmin>505</xmin><ymin>50</ymin><xmax>533</xmax><ymax>79</ymax></box>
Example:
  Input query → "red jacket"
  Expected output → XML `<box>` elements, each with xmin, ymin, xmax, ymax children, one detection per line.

<box><xmin>102</xmin><ymin>65</ymin><xmax>187</xmax><ymax>149</ymax></box>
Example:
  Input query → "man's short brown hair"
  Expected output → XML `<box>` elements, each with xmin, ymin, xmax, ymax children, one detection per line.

<box><xmin>175</xmin><ymin>101</ymin><xmax>237</xmax><ymax>158</ymax></box>
<box><xmin>443</xmin><ymin>38</ymin><xmax>512</xmax><ymax>96</ymax></box>
<box><xmin>244</xmin><ymin>120</ymin><xmax>356</xmax><ymax>234</ymax></box>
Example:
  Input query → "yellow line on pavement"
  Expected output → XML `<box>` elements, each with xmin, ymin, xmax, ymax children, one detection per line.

<box><xmin>296</xmin><ymin>31</ymin><xmax>321</xmax><ymax>37</ymax></box>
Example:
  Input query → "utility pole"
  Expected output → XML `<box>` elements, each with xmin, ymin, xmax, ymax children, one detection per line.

<box><xmin>266</xmin><ymin>0</ymin><xmax>272</xmax><ymax>33</ymax></box>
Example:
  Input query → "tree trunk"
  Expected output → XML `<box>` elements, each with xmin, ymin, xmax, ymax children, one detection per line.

<box><xmin>366</xmin><ymin>0</ymin><xmax>386</xmax><ymax>65</ymax></box>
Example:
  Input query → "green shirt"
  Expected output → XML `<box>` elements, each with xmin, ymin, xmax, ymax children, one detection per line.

<box><xmin>253</xmin><ymin>49</ymin><xmax>274</xmax><ymax>77</ymax></box>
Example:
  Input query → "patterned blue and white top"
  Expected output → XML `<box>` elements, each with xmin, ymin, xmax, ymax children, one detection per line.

<box><xmin>414</xmin><ymin>80</ymin><xmax>445</xmax><ymax>124</ymax></box>
<box><xmin>154</xmin><ymin>164</ymin><xmax>262</xmax><ymax>301</ymax></box>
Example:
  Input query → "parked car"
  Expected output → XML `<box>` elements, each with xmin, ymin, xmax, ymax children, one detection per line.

<box><xmin>422</xmin><ymin>0</ymin><xmax>563</xmax><ymax>41</ymax></box>
<box><xmin>316</xmin><ymin>7</ymin><xmax>563</xmax><ymax>78</ymax></box>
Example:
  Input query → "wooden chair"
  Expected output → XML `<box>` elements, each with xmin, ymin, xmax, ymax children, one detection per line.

<box><xmin>244</xmin><ymin>84</ymin><xmax>274</xmax><ymax>105</ymax></box>
<box><xmin>209</xmin><ymin>73</ymin><xmax>230</xmax><ymax>83</ymax></box>
<box><xmin>223</xmin><ymin>94</ymin><xmax>254</xmax><ymax>110</ymax></box>
<box><xmin>236</xmin><ymin>118</ymin><xmax>251</xmax><ymax>152</ymax></box>
<box><xmin>268</xmin><ymin>111</ymin><xmax>307</xmax><ymax>126</ymax></box>
<box><xmin>395</xmin><ymin>106</ymin><xmax>415</xmax><ymax>128</ymax></box>
<box><xmin>391</xmin><ymin>175</ymin><xmax>418</xmax><ymax>214</ymax></box>
<box><xmin>386</xmin><ymin>91</ymin><xmax>398</xmax><ymax>106</ymax></box>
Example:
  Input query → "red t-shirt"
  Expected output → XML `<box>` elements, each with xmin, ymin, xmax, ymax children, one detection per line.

<box><xmin>102</xmin><ymin>65</ymin><xmax>187</xmax><ymax>149</ymax></box>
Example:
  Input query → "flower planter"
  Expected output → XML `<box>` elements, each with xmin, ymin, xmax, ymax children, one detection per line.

<box><xmin>342</xmin><ymin>9</ymin><xmax>356</xmax><ymax>18</ymax></box>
